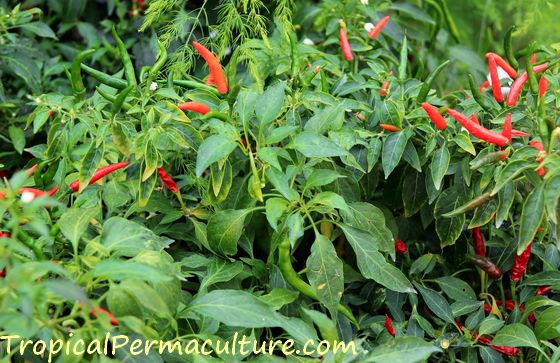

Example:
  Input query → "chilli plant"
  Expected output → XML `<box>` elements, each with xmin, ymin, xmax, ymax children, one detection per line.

<box><xmin>1</xmin><ymin>0</ymin><xmax>560</xmax><ymax>362</ymax></box>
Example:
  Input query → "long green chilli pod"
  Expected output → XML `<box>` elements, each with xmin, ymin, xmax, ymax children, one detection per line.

<box><xmin>438</xmin><ymin>0</ymin><xmax>460</xmax><ymax>42</ymax></box>
<box><xmin>81</xmin><ymin>64</ymin><xmax>128</xmax><ymax>90</ymax></box>
<box><xmin>504</xmin><ymin>25</ymin><xmax>519</xmax><ymax>69</ymax></box>
<box><xmin>111</xmin><ymin>86</ymin><xmax>134</xmax><ymax>115</ymax></box>
<box><xmin>200</xmin><ymin>111</ymin><xmax>229</xmax><ymax>122</ymax></box>
<box><xmin>442</xmin><ymin>193</ymin><xmax>493</xmax><ymax>217</ymax></box>
<box><xmin>173</xmin><ymin>79</ymin><xmax>221</xmax><ymax>96</ymax></box>
<box><xmin>538</xmin><ymin>96</ymin><xmax>550</xmax><ymax>149</ymax></box>
<box><xmin>71</xmin><ymin>49</ymin><xmax>95</xmax><ymax>101</ymax></box>
<box><xmin>525</xmin><ymin>45</ymin><xmax>538</xmax><ymax>96</ymax></box>
<box><xmin>288</xmin><ymin>31</ymin><xmax>299</xmax><ymax>77</ymax></box>
<box><xmin>468</xmin><ymin>74</ymin><xmax>497</xmax><ymax>116</ymax></box>
<box><xmin>96</xmin><ymin>87</ymin><xmax>132</xmax><ymax>112</ymax></box>
<box><xmin>320</xmin><ymin>68</ymin><xmax>328</xmax><ymax>93</ymax></box>
<box><xmin>398</xmin><ymin>35</ymin><xmax>408</xmax><ymax>82</ymax></box>
<box><xmin>417</xmin><ymin>60</ymin><xmax>450</xmax><ymax>103</ymax></box>
<box><xmin>278</xmin><ymin>238</ymin><xmax>359</xmax><ymax>328</ymax></box>
<box><xmin>112</xmin><ymin>27</ymin><xmax>137</xmax><ymax>86</ymax></box>
<box><xmin>149</xmin><ymin>39</ymin><xmax>167</xmax><ymax>77</ymax></box>
<box><xmin>139</xmin><ymin>66</ymin><xmax>151</xmax><ymax>82</ymax></box>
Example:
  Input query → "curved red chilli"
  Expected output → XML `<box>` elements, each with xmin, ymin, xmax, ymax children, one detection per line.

<box><xmin>486</xmin><ymin>54</ymin><xmax>504</xmax><ymax>102</ymax></box>
<box><xmin>539</xmin><ymin>76</ymin><xmax>548</xmax><ymax>98</ymax></box>
<box><xmin>506</xmin><ymin>63</ymin><xmax>549</xmax><ymax>106</ymax></box>
<box><xmin>447</xmin><ymin>108</ymin><xmax>508</xmax><ymax>146</ymax></box>
<box><xmin>485</xmin><ymin>53</ymin><xmax>517</xmax><ymax>78</ymax></box>
<box><xmin>471</xmin><ymin>228</ymin><xmax>485</xmax><ymax>257</ymax></box>
<box><xmin>368</xmin><ymin>16</ymin><xmax>390</xmax><ymax>40</ymax></box>
<box><xmin>385</xmin><ymin>314</ymin><xmax>396</xmax><ymax>336</ymax></box>
<box><xmin>502</xmin><ymin>113</ymin><xmax>512</xmax><ymax>145</ymax></box>
<box><xmin>69</xmin><ymin>162</ymin><xmax>129</xmax><ymax>192</ymax></box>
<box><xmin>510</xmin><ymin>243</ymin><xmax>532</xmax><ymax>281</ymax></box>
<box><xmin>157</xmin><ymin>167</ymin><xmax>179</xmax><ymax>193</ymax></box>
<box><xmin>192</xmin><ymin>41</ymin><xmax>228</xmax><ymax>94</ymax></box>
<box><xmin>421</xmin><ymin>103</ymin><xmax>447</xmax><ymax>130</ymax></box>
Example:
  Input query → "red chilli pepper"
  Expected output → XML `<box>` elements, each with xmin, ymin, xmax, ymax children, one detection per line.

<box><xmin>178</xmin><ymin>101</ymin><xmax>210</xmax><ymax>115</ymax></box>
<box><xmin>90</xmin><ymin>306</ymin><xmax>119</xmax><ymax>326</ymax></box>
<box><xmin>511</xmin><ymin>130</ymin><xmax>530</xmax><ymax>137</ymax></box>
<box><xmin>395</xmin><ymin>239</ymin><xmax>407</xmax><ymax>253</ymax></box>
<box><xmin>479</xmin><ymin>80</ymin><xmax>491</xmax><ymax>93</ymax></box>
<box><xmin>484</xmin><ymin>301</ymin><xmax>536</xmax><ymax>324</ymax></box>
<box><xmin>456</xmin><ymin>321</ymin><xmax>519</xmax><ymax>356</ymax></box>
<box><xmin>536</xmin><ymin>286</ymin><xmax>552</xmax><ymax>296</ymax></box>
<box><xmin>531</xmin><ymin>53</ymin><xmax>537</xmax><ymax>64</ymax></box>
<box><xmin>157</xmin><ymin>167</ymin><xmax>179</xmax><ymax>193</ymax></box>
<box><xmin>19</xmin><ymin>188</ymin><xmax>47</xmax><ymax>199</ymax></box>
<box><xmin>447</xmin><ymin>108</ymin><xmax>508</xmax><ymax>146</ymax></box>
<box><xmin>506</xmin><ymin>63</ymin><xmax>549</xmax><ymax>107</ymax></box>
<box><xmin>69</xmin><ymin>162</ymin><xmax>129</xmax><ymax>192</ymax></box>
<box><xmin>380</xmin><ymin>124</ymin><xmax>401</xmax><ymax>132</ymax></box>
<box><xmin>471</xmin><ymin>227</ymin><xmax>485</xmax><ymax>257</ymax></box>
<box><xmin>502</xmin><ymin>113</ymin><xmax>512</xmax><ymax>145</ymax></box>
<box><xmin>510</xmin><ymin>243</ymin><xmax>532</xmax><ymax>282</ymax></box>
<box><xmin>27</xmin><ymin>164</ymin><xmax>38</xmax><ymax>176</ymax></box>
<box><xmin>0</xmin><ymin>268</ymin><xmax>5</xmax><ymax>278</ymax></box>
<box><xmin>538</xmin><ymin>76</ymin><xmax>548</xmax><ymax>98</ymax></box>
<box><xmin>530</xmin><ymin>140</ymin><xmax>546</xmax><ymax>176</ymax></box>
<box><xmin>421</xmin><ymin>103</ymin><xmax>447</xmax><ymax>130</ymax></box>
<box><xmin>192</xmin><ymin>41</ymin><xmax>228</xmax><ymax>94</ymax></box>
<box><xmin>338</xmin><ymin>20</ymin><xmax>354</xmax><ymax>61</ymax></box>
<box><xmin>485</xmin><ymin>53</ymin><xmax>517</xmax><ymax>78</ymax></box>
<box><xmin>470</xmin><ymin>113</ymin><xmax>480</xmax><ymax>125</ymax></box>
<box><xmin>486</xmin><ymin>54</ymin><xmax>504</xmax><ymax>102</ymax></box>
<box><xmin>368</xmin><ymin>16</ymin><xmax>390</xmax><ymax>40</ymax></box>
<box><xmin>385</xmin><ymin>314</ymin><xmax>396</xmax><ymax>336</ymax></box>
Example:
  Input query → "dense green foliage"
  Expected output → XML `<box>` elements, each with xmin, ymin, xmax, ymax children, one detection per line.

<box><xmin>1</xmin><ymin>0</ymin><xmax>560</xmax><ymax>362</ymax></box>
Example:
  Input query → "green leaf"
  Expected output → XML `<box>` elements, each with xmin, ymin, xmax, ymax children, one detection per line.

<box><xmin>306</xmin><ymin>234</ymin><xmax>344</xmax><ymax>318</ymax></box>
<box><xmin>491</xmin><ymin>160</ymin><xmax>534</xmax><ymax>195</ymax></box>
<box><xmin>434</xmin><ymin>276</ymin><xmax>477</xmax><ymax>301</ymax></box>
<box><xmin>200</xmin><ymin>260</ymin><xmax>244</xmax><ymax>293</ymax></box>
<box><xmin>8</xmin><ymin>126</ymin><xmax>25</xmax><ymax>154</ymax></box>
<box><xmin>454</xmin><ymin>134</ymin><xmax>476</xmax><ymax>155</ymax></box>
<box><xmin>292</xmin><ymin>132</ymin><xmax>348</xmax><ymax>158</ymax></box>
<box><xmin>305</xmin><ymin>169</ymin><xmax>344</xmax><ymax>189</ymax></box>
<box><xmin>207</xmin><ymin>209</ymin><xmax>251</xmax><ymax>255</ymax></box>
<box><xmin>79</xmin><ymin>142</ymin><xmax>105</xmax><ymax>192</ymax></box>
<box><xmin>304</xmin><ymin>103</ymin><xmax>345</xmax><ymax>134</ymax></box>
<box><xmin>478</xmin><ymin>316</ymin><xmax>505</xmax><ymax>336</ymax></box>
<box><xmin>518</xmin><ymin>184</ymin><xmax>545</xmax><ymax>254</ymax></box>
<box><xmin>310</xmin><ymin>191</ymin><xmax>349</xmax><ymax>213</ymax></box>
<box><xmin>413</xmin><ymin>282</ymin><xmax>454</xmax><ymax>324</ymax></box>
<box><xmin>255</xmin><ymin>81</ymin><xmax>286</xmax><ymax>127</ymax></box>
<box><xmin>58</xmin><ymin>207</ymin><xmax>99</xmax><ymax>252</ymax></box>
<box><xmin>382</xmin><ymin>130</ymin><xmax>410</xmax><ymax>178</ymax></box>
<box><xmin>196</xmin><ymin>135</ymin><xmax>237</xmax><ymax>177</ymax></box>
<box><xmin>402</xmin><ymin>142</ymin><xmax>421</xmax><ymax>172</ymax></box>
<box><xmin>431</xmin><ymin>145</ymin><xmax>450</xmax><ymax>191</ymax></box>
<box><xmin>101</xmin><ymin>217</ymin><xmax>173</xmax><ymax>257</ymax></box>
<box><xmin>402</xmin><ymin>172</ymin><xmax>427</xmax><ymax>217</ymax></box>
<box><xmin>286</xmin><ymin>212</ymin><xmax>304</xmax><ymax>247</ymax></box>
<box><xmin>435</xmin><ymin>188</ymin><xmax>465</xmax><ymax>248</ymax></box>
<box><xmin>492</xmin><ymin>323</ymin><xmax>540</xmax><ymax>349</ymax></box>
<box><xmin>535</xmin><ymin>306</ymin><xmax>560</xmax><ymax>340</ymax></box>
<box><xmin>468</xmin><ymin>198</ymin><xmax>498</xmax><ymax>228</ymax></box>
<box><xmin>495</xmin><ymin>182</ymin><xmax>515</xmax><ymax>228</ymax></box>
<box><xmin>20</xmin><ymin>22</ymin><xmax>57</xmax><ymax>38</ymax></box>
<box><xmin>544</xmin><ymin>175</ymin><xmax>560</xmax><ymax>224</ymax></box>
<box><xmin>521</xmin><ymin>271</ymin><xmax>560</xmax><ymax>286</ymax></box>
<box><xmin>259</xmin><ymin>288</ymin><xmax>299</xmax><ymax>310</ymax></box>
<box><xmin>366</xmin><ymin>336</ymin><xmax>441</xmax><ymax>363</ymax></box>
<box><xmin>340</xmin><ymin>223</ymin><xmax>414</xmax><ymax>293</ymax></box>
<box><xmin>90</xmin><ymin>260</ymin><xmax>172</xmax><ymax>283</ymax></box>
<box><xmin>265</xmin><ymin>198</ymin><xmax>290</xmax><ymax>231</ymax></box>
<box><xmin>341</xmin><ymin>202</ymin><xmax>395</xmax><ymax>253</ymax></box>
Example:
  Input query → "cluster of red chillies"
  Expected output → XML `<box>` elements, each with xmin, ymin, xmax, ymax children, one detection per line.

<box><xmin>456</xmin><ymin>321</ymin><xmax>519</xmax><ymax>356</ymax></box>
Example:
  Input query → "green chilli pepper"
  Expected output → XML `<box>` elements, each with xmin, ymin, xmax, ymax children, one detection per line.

<box><xmin>112</xmin><ymin>27</ymin><xmax>137</xmax><ymax>86</ymax></box>
<box><xmin>139</xmin><ymin>66</ymin><xmax>151</xmax><ymax>82</ymax></box>
<box><xmin>71</xmin><ymin>49</ymin><xmax>95</xmax><ymax>101</ymax></box>
<box><xmin>111</xmin><ymin>86</ymin><xmax>134</xmax><ymax>115</ymax></box>
<box><xmin>442</xmin><ymin>193</ymin><xmax>493</xmax><ymax>217</ymax></box>
<box><xmin>278</xmin><ymin>238</ymin><xmax>359</xmax><ymax>327</ymax></box>
<box><xmin>417</xmin><ymin>60</ymin><xmax>450</xmax><ymax>103</ymax></box>
<box><xmin>504</xmin><ymin>26</ymin><xmax>518</xmax><ymax>69</ymax></box>
<box><xmin>288</xmin><ymin>31</ymin><xmax>299</xmax><ymax>77</ymax></box>
<box><xmin>96</xmin><ymin>87</ymin><xmax>132</xmax><ymax>112</ymax></box>
<box><xmin>149</xmin><ymin>39</ymin><xmax>168</xmax><ymax>77</ymax></box>
<box><xmin>525</xmin><ymin>44</ymin><xmax>538</xmax><ymax>96</ymax></box>
<box><xmin>200</xmin><ymin>111</ymin><xmax>229</xmax><ymax>122</ymax></box>
<box><xmin>81</xmin><ymin>64</ymin><xmax>128</xmax><ymax>89</ymax></box>
<box><xmin>468</xmin><ymin>74</ymin><xmax>497</xmax><ymax>116</ymax></box>
<box><xmin>398</xmin><ymin>35</ymin><xmax>408</xmax><ymax>82</ymax></box>
<box><xmin>438</xmin><ymin>0</ymin><xmax>460</xmax><ymax>43</ymax></box>
<box><xmin>320</xmin><ymin>68</ymin><xmax>328</xmax><ymax>93</ymax></box>
<box><xmin>173</xmin><ymin>79</ymin><xmax>221</xmax><ymax>96</ymax></box>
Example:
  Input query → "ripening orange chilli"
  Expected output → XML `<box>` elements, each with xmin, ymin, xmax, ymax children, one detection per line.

<box><xmin>485</xmin><ymin>53</ymin><xmax>517</xmax><ymax>78</ymax></box>
<box><xmin>447</xmin><ymin>108</ymin><xmax>508</xmax><ymax>146</ymax></box>
<box><xmin>338</xmin><ymin>20</ymin><xmax>354</xmax><ymax>61</ymax></box>
<box><xmin>380</xmin><ymin>80</ymin><xmax>389</xmax><ymax>96</ymax></box>
<box><xmin>421</xmin><ymin>103</ymin><xmax>447</xmax><ymax>130</ymax></box>
<box><xmin>487</xmin><ymin>54</ymin><xmax>504</xmax><ymax>102</ymax></box>
<box><xmin>178</xmin><ymin>101</ymin><xmax>210</xmax><ymax>115</ymax></box>
<box><xmin>368</xmin><ymin>16</ymin><xmax>390</xmax><ymax>40</ymax></box>
<box><xmin>380</xmin><ymin>124</ymin><xmax>401</xmax><ymax>132</ymax></box>
<box><xmin>192</xmin><ymin>41</ymin><xmax>228</xmax><ymax>94</ymax></box>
